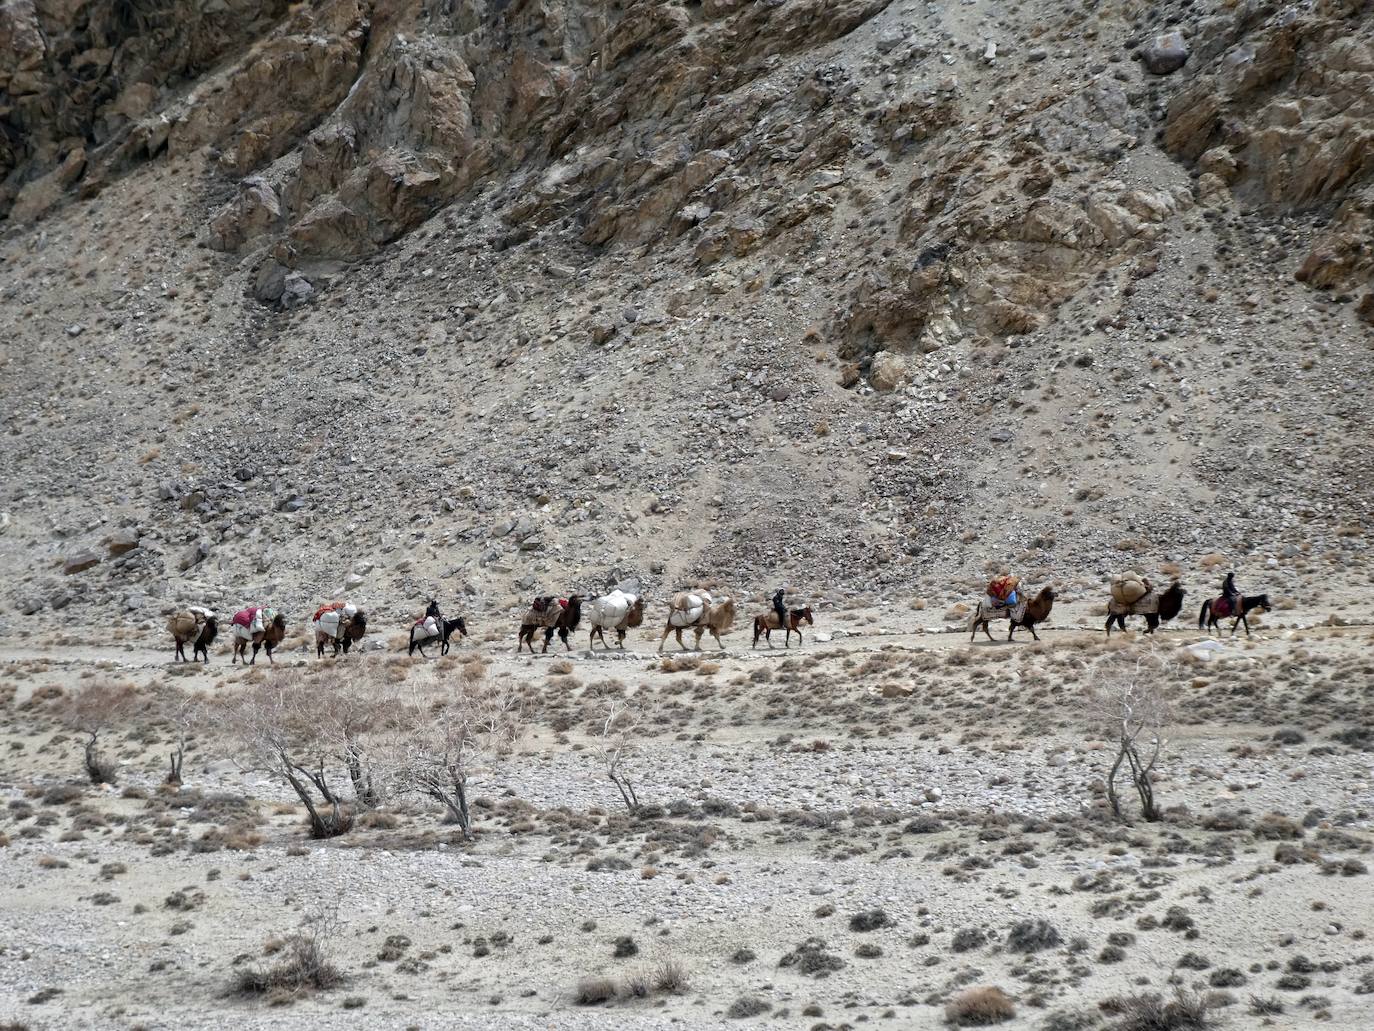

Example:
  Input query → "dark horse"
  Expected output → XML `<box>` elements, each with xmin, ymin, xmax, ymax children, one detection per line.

<box><xmin>752</xmin><ymin>607</ymin><xmax>814</xmax><ymax>648</ymax></box>
<box><xmin>409</xmin><ymin>600</ymin><xmax>467</xmax><ymax>657</ymax></box>
<box><xmin>439</xmin><ymin>616</ymin><xmax>468</xmax><ymax>655</ymax></box>
<box><xmin>519</xmin><ymin>595</ymin><xmax>582</xmax><ymax>653</ymax></box>
<box><xmin>1199</xmin><ymin>593</ymin><xmax>1270</xmax><ymax>637</ymax></box>
<box><xmin>1105</xmin><ymin>582</ymin><xmax>1186</xmax><ymax>636</ymax></box>
<box><xmin>970</xmin><ymin>586</ymin><xmax>1055</xmax><ymax>642</ymax></box>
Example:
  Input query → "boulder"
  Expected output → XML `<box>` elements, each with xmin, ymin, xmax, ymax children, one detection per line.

<box><xmin>63</xmin><ymin>550</ymin><xmax>101</xmax><ymax>575</ymax></box>
<box><xmin>1141</xmin><ymin>31</ymin><xmax>1189</xmax><ymax>75</ymax></box>
<box><xmin>868</xmin><ymin>351</ymin><xmax>908</xmax><ymax>392</ymax></box>
<box><xmin>104</xmin><ymin>528</ymin><xmax>140</xmax><ymax>556</ymax></box>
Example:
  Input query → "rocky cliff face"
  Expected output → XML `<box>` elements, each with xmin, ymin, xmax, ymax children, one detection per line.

<box><xmin>0</xmin><ymin>0</ymin><xmax>1370</xmax><ymax>627</ymax></box>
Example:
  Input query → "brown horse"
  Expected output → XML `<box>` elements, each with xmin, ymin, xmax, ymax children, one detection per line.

<box><xmin>316</xmin><ymin>611</ymin><xmax>367</xmax><ymax>658</ymax></box>
<box><xmin>1105</xmin><ymin>582</ymin><xmax>1186</xmax><ymax>636</ymax></box>
<box><xmin>969</xmin><ymin>586</ymin><xmax>1055</xmax><ymax>642</ymax></box>
<box><xmin>519</xmin><ymin>595</ymin><xmax>582</xmax><ymax>654</ymax></box>
<box><xmin>752</xmin><ymin>607</ymin><xmax>814</xmax><ymax>648</ymax></box>
<box><xmin>1199</xmin><ymin>593</ymin><xmax>1270</xmax><ymax>637</ymax></box>
<box><xmin>168</xmin><ymin>612</ymin><xmax>218</xmax><ymax>663</ymax></box>
<box><xmin>233</xmin><ymin>612</ymin><xmax>287</xmax><ymax>664</ymax></box>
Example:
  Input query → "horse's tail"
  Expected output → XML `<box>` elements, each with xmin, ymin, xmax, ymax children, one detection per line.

<box><xmin>1197</xmin><ymin>600</ymin><xmax>1211</xmax><ymax>629</ymax></box>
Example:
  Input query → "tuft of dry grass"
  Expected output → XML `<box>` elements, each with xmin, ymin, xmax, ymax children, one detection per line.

<box><xmin>234</xmin><ymin>929</ymin><xmax>342</xmax><ymax>998</ymax></box>
<box><xmin>574</xmin><ymin>976</ymin><xmax>617</xmax><ymax>1006</ymax></box>
<box><xmin>945</xmin><ymin>986</ymin><xmax>1015</xmax><ymax>1026</ymax></box>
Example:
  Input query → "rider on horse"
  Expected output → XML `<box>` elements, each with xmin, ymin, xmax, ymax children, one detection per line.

<box><xmin>1219</xmin><ymin>572</ymin><xmax>1240</xmax><ymax>618</ymax></box>
<box><xmin>772</xmin><ymin>588</ymin><xmax>787</xmax><ymax>629</ymax></box>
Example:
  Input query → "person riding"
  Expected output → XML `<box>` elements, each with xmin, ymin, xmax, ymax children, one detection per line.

<box><xmin>772</xmin><ymin>588</ymin><xmax>788</xmax><ymax>630</ymax></box>
<box><xmin>1220</xmin><ymin>572</ymin><xmax>1240</xmax><ymax>615</ymax></box>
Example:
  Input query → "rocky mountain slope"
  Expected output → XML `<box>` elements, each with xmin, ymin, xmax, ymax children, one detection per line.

<box><xmin>1</xmin><ymin>0</ymin><xmax>1371</xmax><ymax>630</ymax></box>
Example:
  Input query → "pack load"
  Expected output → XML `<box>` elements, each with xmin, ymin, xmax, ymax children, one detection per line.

<box><xmin>668</xmin><ymin>590</ymin><xmax>711</xmax><ymax>628</ymax></box>
<box><xmin>187</xmin><ymin>605</ymin><xmax>215</xmax><ymax>622</ymax></box>
<box><xmin>232</xmin><ymin>606</ymin><xmax>272</xmax><ymax>641</ymax></box>
<box><xmin>313</xmin><ymin>601</ymin><xmax>358</xmax><ymax>636</ymax></box>
<box><xmin>412</xmin><ymin>614</ymin><xmax>440</xmax><ymax>642</ymax></box>
<box><xmin>313</xmin><ymin>601</ymin><xmax>346</xmax><ymax>624</ymax></box>
<box><xmin>1111</xmin><ymin>572</ymin><xmax>1150</xmax><ymax>607</ymax></box>
<box><xmin>987</xmin><ymin>575</ymin><xmax>1020</xmax><ymax>603</ymax></box>
<box><xmin>522</xmin><ymin>596</ymin><xmax>564</xmax><ymax>628</ymax></box>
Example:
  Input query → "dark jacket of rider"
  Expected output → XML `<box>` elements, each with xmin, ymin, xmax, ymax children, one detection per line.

<box><xmin>773</xmin><ymin>589</ymin><xmax>787</xmax><ymax>627</ymax></box>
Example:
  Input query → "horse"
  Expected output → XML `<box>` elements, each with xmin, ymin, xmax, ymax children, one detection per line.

<box><xmin>969</xmin><ymin>586</ymin><xmax>1055</xmax><ymax>642</ymax></box>
<box><xmin>439</xmin><ymin>615</ymin><xmax>468</xmax><ymax>655</ymax></box>
<box><xmin>408</xmin><ymin>606</ymin><xmax>464</xmax><ymax>657</ymax></box>
<box><xmin>752</xmin><ymin>606</ymin><xmax>814</xmax><ymax>648</ymax></box>
<box><xmin>585</xmin><ymin>591</ymin><xmax>644</xmax><ymax>650</ymax></box>
<box><xmin>519</xmin><ymin>595</ymin><xmax>582</xmax><ymax>653</ymax></box>
<box><xmin>1198</xmin><ymin>593</ymin><xmax>1270</xmax><ymax>637</ymax></box>
<box><xmin>1105</xmin><ymin>582</ymin><xmax>1186</xmax><ymax>636</ymax></box>
<box><xmin>315</xmin><ymin>610</ymin><xmax>367</xmax><ymax>658</ymax></box>
<box><xmin>168</xmin><ymin>611</ymin><xmax>217</xmax><ymax>663</ymax></box>
<box><xmin>232</xmin><ymin>610</ymin><xmax>287</xmax><ymax>664</ymax></box>
<box><xmin>659</xmin><ymin>591</ymin><xmax>736</xmax><ymax>652</ymax></box>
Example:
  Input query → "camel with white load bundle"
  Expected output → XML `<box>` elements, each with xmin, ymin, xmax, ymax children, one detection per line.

<box><xmin>231</xmin><ymin>606</ymin><xmax>286</xmax><ymax>664</ymax></box>
<box><xmin>313</xmin><ymin>601</ymin><xmax>367</xmax><ymax>657</ymax></box>
<box><xmin>658</xmin><ymin>590</ymin><xmax>736</xmax><ymax>652</ymax></box>
<box><xmin>584</xmin><ymin>590</ymin><xmax>645</xmax><ymax>650</ymax></box>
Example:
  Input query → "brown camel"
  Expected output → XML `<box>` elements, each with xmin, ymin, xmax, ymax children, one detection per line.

<box><xmin>659</xmin><ymin>592</ymin><xmax>736</xmax><ymax>652</ymax></box>
<box><xmin>232</xmin><ymin>612</ymin><xmax>287</xmax><ymax>664</ymax></box>
<box><xmin>168</xmin><ymin>611</ymin><xmax>218</xmax><ymax>663</ymax></box>
<box><xmin>969</xmin><ymin>586</ymin><xmax>1055</xmax><ymax>642</ymax></box>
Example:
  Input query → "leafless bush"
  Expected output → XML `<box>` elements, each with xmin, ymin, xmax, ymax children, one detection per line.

<box><xmin>1087</xmin><ymin>652</ymin><xmax>1176</xmax><ymax>822</ymax></box>
<box><xmin>60</xmin><ymin>681</ymin><xmax>139</xmax><ymax>785</ymax></box>
<box><xmin>216</xmin><ymin>679</ymin><xmax>354</xmax><ymax>838</ymax></box>
<box><xmin>395</xmin><ymin>672</ymin><xmax>524</xmax><ymax>840</ymax></box>
<box><xmin>602</xmin><ymin>700</ymin><xmax>642</xmax><ymax>814</ymax></box>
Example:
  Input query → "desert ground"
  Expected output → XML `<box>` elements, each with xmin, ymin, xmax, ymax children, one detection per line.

<box><xmin>1</xmin><ymin>588</ymin><xmax>1371</xmax><ymax>1030</ymax></box>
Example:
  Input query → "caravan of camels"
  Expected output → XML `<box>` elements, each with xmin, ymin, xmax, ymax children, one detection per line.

<box><xmin>164</xmin><ymin>571</ymin><xmax>1270</xmax><ymax>664</ymax></box>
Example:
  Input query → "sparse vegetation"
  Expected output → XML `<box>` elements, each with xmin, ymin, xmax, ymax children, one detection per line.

<box><xmin>945</xmin><ymin>986</ymin><xmax>1016</xmax><ymax>1026</ymax></box>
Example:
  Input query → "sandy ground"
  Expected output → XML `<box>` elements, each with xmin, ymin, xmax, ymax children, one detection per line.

<box><xmin>1</xmin><ymin>600</ymin><xmax>1372</xmax><ymax>1030</ymax></box>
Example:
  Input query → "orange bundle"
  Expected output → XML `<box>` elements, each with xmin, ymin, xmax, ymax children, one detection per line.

<box><xmin>987</xmin><ymin>575</ymin><xmax>1020</xmax><ymax>601</ymax></box>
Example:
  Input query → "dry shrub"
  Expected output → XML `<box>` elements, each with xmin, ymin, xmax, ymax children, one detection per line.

<box><xmin>659</xmin><ymin>655</ymin><xmax>700</xmax><ymax>673</ymax></box>
<box><xmin>653</xmin><ymin>958</ymin><xmax>689</xmax><ymax>994</ymax></box>
<box><xmin>1103</xmin><ymin>989</ymin><xmax>1214</xmax><ymax>1030</ymax></box>
<box><xmin>549</xmin><ymin>659</ymin><xmax>574</xmax><ymax>675</ymax></box>
<box><xmin>575</xmin><ymin>976</ymin><xmax>617</xmax><ymax>1006</ymax></box>
<box><xmin>945</xmin><ymin>986</ymin><xmax>1015</xmax><ymax>1026</ymax></box>
<box><xmin>234</xmin><ymin>914</ymin><xmax>342</xmax><ymax>999</ymax></box>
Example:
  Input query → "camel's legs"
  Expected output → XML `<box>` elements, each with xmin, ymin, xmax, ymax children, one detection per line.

<box><xmin>1026</xmin><ymin>623</ymin><xmax>1040</xmax><ymax>642</ymax></box>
